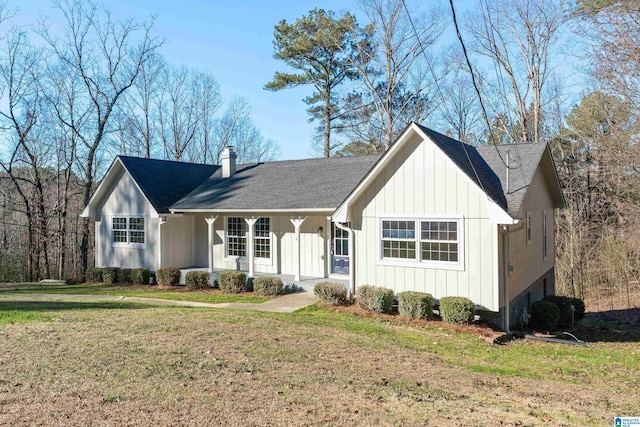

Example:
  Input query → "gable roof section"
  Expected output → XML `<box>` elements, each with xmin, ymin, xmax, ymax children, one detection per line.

<box><xmin>476</xmin><ymin>143</ymin><xmax>563</xmax><ymax>216</ymax></box>
<box><xmin>118</xmin><ymin>156</ymin><xmax>219</xmax><ymax>214</ymax></box>
<box><xmin>171</xmin><ymin>155</ymin><xmax>382</xmax><ymax>211</ymax></box>
<box><xmin>415</xmin><ymin>124</ymin><xmax>508</xmax><ymax>211</ymax></box>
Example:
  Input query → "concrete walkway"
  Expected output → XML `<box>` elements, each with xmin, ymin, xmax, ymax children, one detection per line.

<box><xmin>0</xmin><ymin>291</ymin><xmax>319</xmax><ymax>313</ymax></box>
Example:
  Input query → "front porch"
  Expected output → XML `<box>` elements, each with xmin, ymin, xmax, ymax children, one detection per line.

<box><xmin>177</xmin><ymin>267</ymin><xmax>348</xmax><ymax>292</ymax></box>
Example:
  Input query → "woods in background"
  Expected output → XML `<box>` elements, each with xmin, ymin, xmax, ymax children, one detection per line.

<box><xmin>1</xmin><ymin>0</ymin><xmax>639</xmax><ymax>311</ymax></box>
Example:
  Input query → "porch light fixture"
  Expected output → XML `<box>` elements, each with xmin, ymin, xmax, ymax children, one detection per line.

<box><xmin>317</xmin><ymin>226</ymin><xmax>323</xmax><ymax>235</ymax></box>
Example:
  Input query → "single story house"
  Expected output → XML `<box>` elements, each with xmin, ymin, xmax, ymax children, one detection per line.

<box><xmin>81</xmin><ymin>123</ymin><xmax>564</xmax><ymax>329</ymax></box>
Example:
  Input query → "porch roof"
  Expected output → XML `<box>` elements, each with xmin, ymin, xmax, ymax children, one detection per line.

<box><xmin>171</xmin><ymin>154</ymin><xmax>381</xmax><ymax>211</ymax></box>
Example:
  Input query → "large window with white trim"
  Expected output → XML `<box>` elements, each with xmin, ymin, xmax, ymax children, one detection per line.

<box><xmin>254</xmin><ymin>217</ymin><xmax>271</xmax><ymax>258</ymax></box>
<box><xmin>112</xmin><ymin>217</ymin><xmax>145</xmax><ymax>247</ymax></box>
<box><xmin>226</xmin><ymin>217</ymin><xmax>272</xmax><ymax>259</ymax></box>
<box><xmin>380</xmin><ymin>217</ymin><xmax>463</xmax><ymax>268</ymax></box>
<box><xmin>227</xmin><ymin>217</ymin><xmax>247</xmax><ymax>257</ymax></box>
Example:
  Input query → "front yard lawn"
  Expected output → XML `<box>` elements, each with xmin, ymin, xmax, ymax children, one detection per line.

<box><xmin>0</xmin><ymin>283</ymin><xmax>272</xmax><ymax>304</ymax></box>
<box><xmin>0</xmin><ymin>301</ymin><xmax>637</xmax><ymax>426</ymax></box>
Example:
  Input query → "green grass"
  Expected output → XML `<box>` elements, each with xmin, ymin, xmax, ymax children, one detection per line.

<box><xmin>0</xmin><ymin>301</ymin><xmax>637</xmax><ymax>425</ymax></box>
<box><xmin>0</xmin><ymin>283</ymin><xmax>271</xmax><ymax>304</ymax></box>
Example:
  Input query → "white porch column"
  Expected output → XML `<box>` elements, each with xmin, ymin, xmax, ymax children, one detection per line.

<box><xmin>157</xmin><ymin>217</ymin><xmax>167</xmax><ymax>271</ymax></box>
<box><xmin>244</xmin><ymin>217</ymin><xmax>259</xmax><ymax>278</ymax></box>
<box><xmin>289</xmin><ymin>217</ymin><xmax>307</xmax><ymax>281</ymax></box>
<box><xmin>205</xmin><ymin>217</ymin><xmax>218</xmax><ymax>273</ymax></box>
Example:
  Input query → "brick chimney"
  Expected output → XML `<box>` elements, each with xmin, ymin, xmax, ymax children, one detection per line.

<box><xmin>221</xmin><ymin>146</ymin><xmax>237</xmax><ymax>178</ymax></box>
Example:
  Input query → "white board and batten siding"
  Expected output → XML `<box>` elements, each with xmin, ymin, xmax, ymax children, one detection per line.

<box><xmin>350</xmin><ymin>132</ymin><xmax>499</xmax><ymax>311</ymax></box>
<box><xmin>95</xmin><ymin>168</ymin><xmax>159</xmax><ymax>270</ymax></box>
<box><xmin>184</xmin><ymin>214</ymin><xmax>328</xmax><ymax>278</ymax></box>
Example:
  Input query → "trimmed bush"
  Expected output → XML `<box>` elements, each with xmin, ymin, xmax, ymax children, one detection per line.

<box><xmin>117</xmin><ymin>268</ymin><xmax>133</xmax><ymax>284</ymax></box>
<box><xmin>131</xmin><ymin>268</ymin><xmax>150</xmax><ymax>285</ymax></box>
<box><xmin>185</xmin><ymin>271</ymin><xmax>211</xmax><ymax>290</ymax></box>
<box><xmin>531</xmin><ymin>300</ymin><xmax>560</xmax><ymax>331</ymax></box>
<box><xmin>314</xmin><ymin>282</ymin><xmax>348</xmax><ymax>306</ymax></box>
<box><xmin>156</xmin><ymin>267</ymin><xmax>181</xmax><ymax>286</ymax></box>
<box><xmin>253</xmin><ymin>276</ymin><xmax>284</xmax><ymax>296</ymax></box>
<box><xmin>356</xmin><ymin>285</ymin><xmax>394</xmax><ymax>314</ymax></box>
<box><xmin>544</xmin><ymin>295</ymin><xmax>585</xmax><ymax>326</ymax></box>
<box><xmin>102</xmin><ymin>267</ymin><xmax>120</xmax><ymax>285</ymax></box>
<box><xmin>356</xmin><ymin>285</ymin><xmax>373</xmax><ymax>310</ymax></box>
<box><xmin>218</xmin><ymin>271</ymin><xmax>247</xmax><ymax>294</ymax></box>
<box><xmin>440</xmin><ymin>297</ymin><xmax>475</xmax><ymax>324</ymax></box>
<box><xmin>85</xmin><ymin>267</ymin><xmax>102</xmax><ymax>283</ymax></box>
<box><xmin>398</xmin><ymin>291</ymin><xmax>434</xmax><ymax>320</ymax></box>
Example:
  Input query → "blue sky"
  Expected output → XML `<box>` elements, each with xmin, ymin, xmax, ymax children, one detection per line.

<box><xmin>13</xmin><ymin>0</ymin><xmax>580</xmax><ymax>161</ymax></box>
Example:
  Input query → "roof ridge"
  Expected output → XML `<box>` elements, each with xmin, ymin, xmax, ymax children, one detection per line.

<box><xmin>117</xmin><ymin>155</ymin><xmax>217</xmax><ymax>168</ymax></box>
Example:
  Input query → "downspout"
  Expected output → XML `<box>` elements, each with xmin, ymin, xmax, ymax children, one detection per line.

<box><xmin>501</xmin><ymin>221</ymin><xmax>526</xmax><ymax>333</ymax></box>
<box><xmin>502</xmin><ymin>225</ymin><xmax>510</xmax><ymax>333</ymax></box>
<box><xmin>334</xmin><ymin>221</ymin><xmax>355</xmax><ymax>300</ymax></box>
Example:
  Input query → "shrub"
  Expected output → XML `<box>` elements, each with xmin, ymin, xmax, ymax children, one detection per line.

<box><xmin>531</xmin><ymin>300</ymin><xmax>560</xmax><ymax>331</ymax></box>
<box><xmin>440</xmin><ymin>297</ymin><xmax>475</xmax><ymax>324</ymax></box>
<box><xmin>117</xmin><ymin>268</ymin><xmax>133</xmax><ymax>285</ymax></box>
<box><xmin>397</xmin><ymin>291</ymin><xmax>434</xmax><ymax>320</ymax></box>
<box><xmin>314</xmin><ymin>282</ymin><xmax>347</xmax><ymax>306</ymax></box>
<box><xmin>356</xmin><ymin>285</ymin><xmax>394</xmax><ymax>314</ymax></box>
<box><xmin>185</xmin><ymin>271</ymin><xmax>211</xmax><ymax>290</ymax></box>
<box><xmin>156</xmin><ymin>268</ymin><xmax>181</xmax><ymax>286</ymax></box>
<box><xmin>131</xmin><ymin>268</ymin><xmax>150</xmax><ymax>285</ymax></box>
<box><xmin>218</xmin><ymin>271</ymin><xmax>247</xmax><ymax>294</ymax></box>
<box><xmin>85</xmin><ymin>267</ymin><xmax>102</xmax><ymax>283</ymax></box>
<box><xmin>545</xmin><ymin>295</ymin><xmax>584</xmax><ymax>326</ymax></box>
<box><xmin>102</xmin><ymin>267</ymin><xmax>120</xmax><ymax>285</ymax></box>
<box><xmin>356</xmin><ymin>285</ymin><xmax>373</xmax><ymax>310</ymax></box>
<box><xmin>253</xmin><ymin>276</ymin><xmax>284</xmax><ymax>296</ymax></box>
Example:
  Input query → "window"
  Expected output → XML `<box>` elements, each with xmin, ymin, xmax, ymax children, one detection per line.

<box><xmin>543</xmin><ymin>211</ymin><xmax>548</xmax><ymax>258</ymax></box>
<box><xmin>381</xmin><ymin>220</ymin><xmax>416</xmax><ymax>259</ymax></box>
<box><xmin>112</xmin><ymin>217</ymin><xmax>145</xmax><ymax>246</ymax></box>
<box><xmin>227</xmin><ymin>217</ymin><xmax>247</xmax><ymax>257</ymax></box>
<box><xmin>380</xmin><ymin>218</ymin><xmax>462</xmax><ymax>268</ymax></box>
<box><xmin>420</xmin><ymin>221</ymin><xmax>458</xmax><ymax>262</ymax></box>
<box><xmin>526</xmin><ymin>212</ymin><xmax>532</xmax><ymax>243</ymax></box>
<box><xmin>253</xmin><ymin>217</ymin><xmax>270</xmax><ymax>258</ymax></box>
<box><xmin>334</xmin><ymin>225</ymin><xmax>349</xmax><ymax>256</ymax></box>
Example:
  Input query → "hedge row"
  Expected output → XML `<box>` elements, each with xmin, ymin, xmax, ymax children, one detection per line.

<box><xmin>530</xmin><ymin>295</ymin><xmax>586</xmax><ymax>331</ymax></box>
<box><xmin>85</xmin><ymin>267</ymin><xmax>150</xmax><ymax>285</ymax></box>
<box><xmin>313</xmin><ymin>283</ymin><xmax>474</xmax><ymax>323</ymax></box>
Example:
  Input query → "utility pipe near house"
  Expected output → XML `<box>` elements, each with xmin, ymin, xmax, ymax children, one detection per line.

<box><xmin>334</xmin><ymin>221</ymin><xmax>355</xmax><ymax>300</ymax></box>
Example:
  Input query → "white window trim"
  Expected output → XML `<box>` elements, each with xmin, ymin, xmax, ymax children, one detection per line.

<box><xmin>111</xmin><ymin>215</ymin><xmax>146</xmax><ymax>249</ymax></box>
<box><xmin>223</xmin><ymin>216</ymin><xmax>273</xmax><ymax>265</ymax></box>
<box><xmin>377</xmin><ymin>215</ymin><xmax>464</xmax><ymax>271</ymax></box>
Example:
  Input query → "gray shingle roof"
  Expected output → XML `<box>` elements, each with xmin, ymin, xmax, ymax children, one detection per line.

<box><xmin>171</xmin><ymin>155</ymin><xmax>382</xmax><ymax>211</ymax></box>
<box><xmin>476</xmin><ymin>143</ymin><xmax>548</xmax><ymax>217</ymax></box>
<box><xmin>118</xmin><ymin>156</ymin><xmax>219</xmax><ymax>214</ymax></box>
<box><xmin>416</xmin><ymin>124</ymin><xmax>549</xmax><ymax>217</ymax></box>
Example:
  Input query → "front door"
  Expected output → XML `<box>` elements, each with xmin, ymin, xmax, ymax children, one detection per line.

<box><xmin>331</xmin><ymin>223</ymin><xmax>349</xmax><ymax>275</ymax></box>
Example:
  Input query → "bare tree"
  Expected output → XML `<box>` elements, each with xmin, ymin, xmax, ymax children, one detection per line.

<box><xmin>464</xmin><ymin>0</ymin><xmax>568</xmax><ymax>144</ymax></box>
<box><xmin>347</xmin><ymin>0</ymin><xmax>446</xmax><ymax>148</ymax></box>
<box><xmin>38</xmin><ymin>0</ymin><xmax>161</xmax><ymax>272</ymax></box>
<box><xmin>0</xmin><ymin>27</ymin><xmax>47</xmax><ymax>280</ymax></box>
<box><xmin>439</xmin><ymin>73</ymin><xmax>483</xmax><ymax>145</ymax></box>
